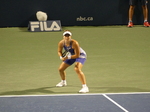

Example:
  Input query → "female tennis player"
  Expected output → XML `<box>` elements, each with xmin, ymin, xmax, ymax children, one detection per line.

<box><xmin>56</xmin><ymin>30</ymin><xmax>89</xmax><ymax>93</ymax></box>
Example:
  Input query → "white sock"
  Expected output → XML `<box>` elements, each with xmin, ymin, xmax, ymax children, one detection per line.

<box><xmin>144</xmin><ymin>20</ymin><xmax>147</xmax><ymax>22</ymax></box>
<box><xmin>62</xmin><ymin>80</ymin><xmax>66</xmax><ymax>83</ymax></box>
<box><xmin>82</xmin><ymin>84</ymin><xmax>87</xmax><ymax>87</ymax></box>
<box><xmin>129</xmin><ymin>20</ymin><xmax>132</xmax><ymax>23</ymax></box>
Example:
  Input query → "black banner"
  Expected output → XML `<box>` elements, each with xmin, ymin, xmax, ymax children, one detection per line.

<box><xmin>0</xmin><ymin>0</ymin><xmax>149</xmax><ymax>27</ymax></box>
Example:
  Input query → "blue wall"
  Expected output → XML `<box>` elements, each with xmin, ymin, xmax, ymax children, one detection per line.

<box><xmin>0</xmin><ymin>0</ymin><xmax>149</xmax><ymax>27</ymax></box>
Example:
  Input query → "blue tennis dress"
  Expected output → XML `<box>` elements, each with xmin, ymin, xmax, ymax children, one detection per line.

<box><xmin>63</xmin><ymin>40</ymin><xmax>87</xmax><ymax>65</ymax></box>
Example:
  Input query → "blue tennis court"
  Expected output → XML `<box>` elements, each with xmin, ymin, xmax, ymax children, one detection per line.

<box><xmin>0</xmin><ymin>92</ymin><xmax>150</xmax><ymax>112</ymax></box>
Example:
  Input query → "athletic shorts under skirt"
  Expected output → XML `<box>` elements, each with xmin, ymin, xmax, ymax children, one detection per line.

<box><xmin>64</xmin><ymin>58</ymin><xmax>86</xmax><ymax>65</ymax></box>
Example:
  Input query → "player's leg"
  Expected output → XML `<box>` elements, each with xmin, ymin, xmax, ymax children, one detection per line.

<box><xmin>128</xmin><ymin>0</ymin><xmax>136</xmax><ymax>27</ymax></box>
<box><xmin>56</xmin><ymin>62</ymin><xmax>70</xmax><ymax>87</ymax></box>
<box><xmin>74</xmin><ymin>59</ymin><xmax>89</xmax><ymax>93</ymax></box>
<box><xmin>56</xmin><ymin>59</ymin><xmax>76</xmax><ymax>87</ymax></box>
<box><xmin>129</xmin><ymin>5</ymin><xmax>135</xmax><ymax>22</ymax></box>
<box><xmin>128</xmin><ymin>5</ymin><xmax>135</xmax><ymax>27</ymax></box>
<box><xmin>74</xmin><ymin>62</ymin><xmax>87</xmax><ymax>85</ymax></box>
<box><xmin>59</xmin><ymin>62</ymin><xmax>70</xmax><ymax>80</ymax></box>
<box><xmin>142</xmin><ymin>0</ymin><xmax>150</xmax><ymax>27</ymax></box>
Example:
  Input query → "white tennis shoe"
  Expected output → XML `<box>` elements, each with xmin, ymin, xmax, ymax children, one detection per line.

<box><xmin>79</xmin><ymin>86</ymin><xmax>89</xmax><ymax>93</ymax></box>
<box><xmin>56</xmin><ymin>81</ymin><xmax>67</xmax><ymax>87</ymax></box>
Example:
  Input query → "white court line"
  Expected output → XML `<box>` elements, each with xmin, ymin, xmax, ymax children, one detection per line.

<box><xmin>103</xmin><ymin>94</ymin><xmax>129</xmax><ymax>112</ymax></box>
<box><xmin>0</xmin><ymin>92</ymin><xmax>150</xmax><ymax>97</ymax></box>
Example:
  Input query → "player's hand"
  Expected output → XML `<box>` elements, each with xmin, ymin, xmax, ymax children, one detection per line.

<box><xmin>62</xmin><ymin>56</ymin><xmax>68</xmax><ymax>61</ymax></box>
<box><xmin>60</xmin><ymin>56</ymin><xmax>68</xmax><ymax>61</ymax></box>
<box><xmin>60</xmin><ymin>52</ymin><xmax>71</xmax><ymax>61</ymax></box>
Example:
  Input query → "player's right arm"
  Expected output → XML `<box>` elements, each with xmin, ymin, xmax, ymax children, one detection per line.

<box><xmin>58</xmin><ymin>40</ymin><xmax>63</xmax><ymax>57</ymax></box>
<box><xmin>58</xmin><ymin>41</ymin><xmax>68</xmax><ymax>61</ymax></box>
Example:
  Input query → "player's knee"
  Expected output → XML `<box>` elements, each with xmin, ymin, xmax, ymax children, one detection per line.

<box><xmin>58</xmin><ymin>67</ymin><xmax>64</xmax><ymax>72</ymax></box>
<box><xmin>74</xmin><ymin>66</ymin><xmax>81</xmax><ymax>73</ymax></box>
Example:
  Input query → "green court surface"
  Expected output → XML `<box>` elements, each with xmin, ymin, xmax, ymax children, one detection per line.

<box><xmin>0</xmin><ymin>26</ymin><xmax>150</xmax><ymax>95</ymax></box>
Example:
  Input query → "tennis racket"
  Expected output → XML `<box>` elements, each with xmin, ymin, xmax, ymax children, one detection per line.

<box><xmin>62</xmin><ymin>50</ymin><xmax>70</xmax><ymax>57</ymax></box>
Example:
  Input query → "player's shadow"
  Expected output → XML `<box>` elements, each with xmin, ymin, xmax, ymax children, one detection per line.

<box><xmin>0</xmin><ymin>86</ymin><xmax>55</xmax><ymax>95</ymax></box>
<box><xmin>90</xmin><ymin>86</ymin><xmax>150</xmax><ymax>93</ymax></box>
<box><xmin>0</xmin><ymin>85</ymin><xmax>82</xmax><ymax>95</ymax></box>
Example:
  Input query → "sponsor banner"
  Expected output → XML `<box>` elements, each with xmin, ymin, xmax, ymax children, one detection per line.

<box><xmin>76</xmin><ymin>16</ymin><xmax>94</xmax><ymax>22</ymax></box>
<box><xmin>28</xmin><ymin>20</ymin><xmax>62</xmax><ymax>32</ymax></box>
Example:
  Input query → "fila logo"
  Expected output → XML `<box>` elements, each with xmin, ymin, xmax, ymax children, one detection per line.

<box><xmin>29</xmin><ymin>20</ymin><xmax>62</xmax><ymax>32</ymax></box>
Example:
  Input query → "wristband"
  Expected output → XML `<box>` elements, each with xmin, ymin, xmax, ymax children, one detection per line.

<box><xmin>67</xmin><ymin>55</ymin><xmax>71</xmax><ymax>59</ymax></box>
<box><xmin>60</xmin><ymin>56</ymin><xmax>63</xmax><ymax>60</ymax></box>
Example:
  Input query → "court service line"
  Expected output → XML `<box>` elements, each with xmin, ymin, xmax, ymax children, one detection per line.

<box><xmin>102</xmin><ymin>94</ymin><xmax>129</xmax><ymax>112</ymax></box>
